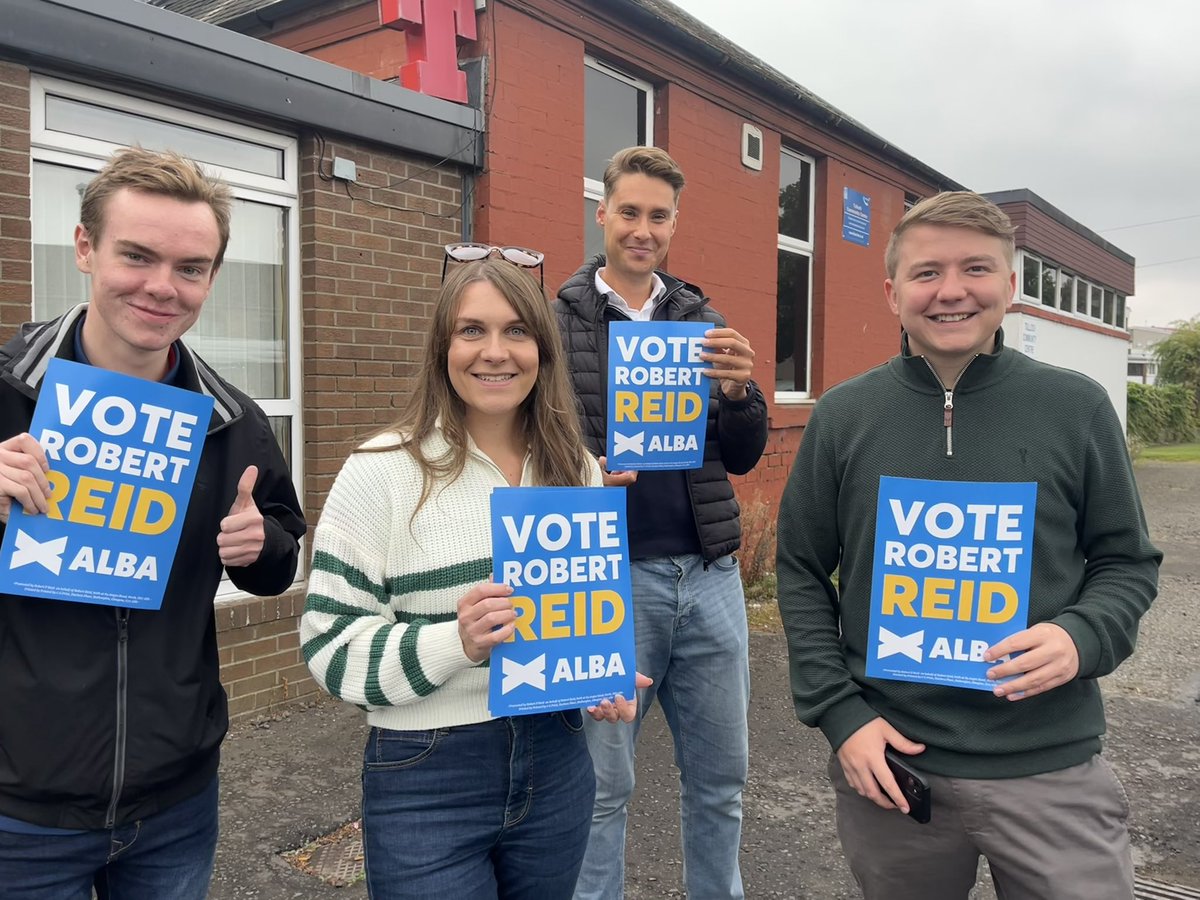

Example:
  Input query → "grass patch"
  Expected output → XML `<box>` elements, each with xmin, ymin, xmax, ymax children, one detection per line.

<box><xmin>1138</xmin><ymin>443</ymin><xmax>1200</xmax><ymax>462</ymax></box>
<box><xmin>744</xmin><ymin>572</ymin><xmax>781</xmax><ymax>632</ymax></box>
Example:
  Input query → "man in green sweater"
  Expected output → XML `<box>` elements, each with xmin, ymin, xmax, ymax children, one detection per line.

<box><xmin>777</xmin><ymin>191</ymin><xmax>1160</xmax><ymax>900</ymax></box>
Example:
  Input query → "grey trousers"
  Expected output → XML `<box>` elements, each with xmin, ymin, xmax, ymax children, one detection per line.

<box><xmin>829</xmin><ymin>753</ymin><xmax>1133</xmax><ymax>900</ymax></box>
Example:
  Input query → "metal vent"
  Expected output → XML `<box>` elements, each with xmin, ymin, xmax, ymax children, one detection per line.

<box><xmin>1135</xmin><ymin>877</ymin><xmax>1200</xmax><ymax>900</ymax></box>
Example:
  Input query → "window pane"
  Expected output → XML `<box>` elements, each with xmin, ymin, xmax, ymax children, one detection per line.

<box><xmin>1103</xmin><ymin>289</ymin><xmax>1115</xmax><ymax>325</ymax></box>
<box><xmin>1073</xmin><ymin>277</ymin><xmax>1086</xmax><ymax>314</ymax></box>
<box><xmin>32</xmin><ymin>162</ymin><xmax>91</xmax><ymax>318</ymax></box>
<box><xmin>1059</xmin><ymin>273</ymin><xmax>1073</xmax><ymax>311</ymax></box>
<box><xmin>1022</xmin><ymin>256</ymin><xmax>1041</xmax><ymax>299</ymax></box>
<box><xmin>189</xmin><ymin>201</ymin><xmax>288</xmax><ymax>399</ymax></box>
<box><xmin>1041</xmin><ymin>266</ymin><xmax>1058</xmax><ymax>307</ymax></box>
<box><xmin>33</xmin><ymin>162</ymin><xmax>288</xmax><ymax>401</ymax></box>
<box><xmin>45</xmin><ymin>94</ymin><xmax>283</xmax><ymax>179</ymax></box>
<box><xmin>268</xmin><ymin>416</ymin><xmax>292</xmax><ymax>471</ymax></box>
<box><xmin>776</xmin><ymin>249</ymin><xmax>811</xmax><ymax>393</ymax></box>
<box><xmin>585</xmin><ymin>66</ymin><xmax>647</xmax><ymax>184</ymax></box>
<box><xmin>1116</xmin><ymin>294</ymin><xmax>1127</xmax><ymax>329</ymax></box>
<box><xmin>779</xmin><ymin>152</ymin><xmax>812</xmax><ymax>241</ymax></box>
<box><xmin>583</xmin><ymin>196</ymin><xmax>603</xmax><ymax>261</ymax></box>
<box><xmin>1090</xmin><ymin>285</ymin><xmax>1103</xmax><ymax>319</ymax></box>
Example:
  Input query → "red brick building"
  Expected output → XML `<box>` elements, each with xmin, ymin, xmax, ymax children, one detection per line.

<box><xmin>175</xmin><ymin>0</ymin><xmax>963</xmax><ymax>514</ymax></box>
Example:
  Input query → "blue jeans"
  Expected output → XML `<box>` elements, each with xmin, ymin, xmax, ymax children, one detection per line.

<box><xmin>0</xmin><ymin>778</ymin><xmax>218</xmax><ymax>900</ymax></box>
<box><xmin>361</xmin><ymin>710</ymin><xmax>595</xmax><ymax>899</ymax></box>
<box><xmin>575</xmin><ymin>554</ymin><xmax>750</xmax><ymax>900</ymax></box>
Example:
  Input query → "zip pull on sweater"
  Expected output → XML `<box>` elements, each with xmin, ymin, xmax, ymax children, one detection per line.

<box><xmin>923</xmin><ymin>357</ymin><xmax>978</xmax><ymax>457</ymax></box>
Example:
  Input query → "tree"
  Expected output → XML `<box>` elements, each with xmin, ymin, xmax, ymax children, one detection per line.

<box><xmin>1154</xmin><ymin>317</ymin><xmax>1200</xmax><ymax>410</ymax></box>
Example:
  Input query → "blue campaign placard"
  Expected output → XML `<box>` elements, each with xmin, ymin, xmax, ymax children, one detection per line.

<box><xmin>865</xmin><ymin>476</ymin><xmax>1038</xmax><ymax>690</ymax></box>
<box><xmin>606</xmin><ymin>320</ymin><xmax>710</xmax><ymax>470</ymax></box>
<box><xmin>489</xmin><ymin>486</ymin><xmax>636</xmax><ymax>716</ymax></box>
<box><xmin>842</xmin><ymin>187</ymin><xmax>871</xmax><ymax>247</ymax></box>
<box><xmin>0</xmin><ymin>358</ymin><xmax>214</xmax><ymax>610</ymax></box>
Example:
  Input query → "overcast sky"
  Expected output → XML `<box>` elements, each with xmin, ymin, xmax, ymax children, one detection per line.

<box><xmin>672</xmin><ymin>0</ymin><xmax>1199</xmax><ymax>327</ymax></box>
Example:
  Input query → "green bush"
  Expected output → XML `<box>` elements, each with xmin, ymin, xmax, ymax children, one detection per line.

<box><xmin>1127</xmin><ymin>382</ymin><xmax>1198</xmax><ymax>445</ymax></box>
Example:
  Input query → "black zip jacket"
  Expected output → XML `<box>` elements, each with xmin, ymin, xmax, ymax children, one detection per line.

<box><xmin>0</xmin><ymin>304</ymin><xmax>306</xmax><ymax>829</ymax></box>
<box><xmin>555</xmin><ymin>256</ymin><xmax>767</xmax><ymax>562</ymax></box>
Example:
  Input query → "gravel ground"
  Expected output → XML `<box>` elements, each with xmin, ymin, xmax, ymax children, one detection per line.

<box><xmin>212</xmin><ymin>461</ymin><xmax>1200</xmax><ymax>899</ymax></box>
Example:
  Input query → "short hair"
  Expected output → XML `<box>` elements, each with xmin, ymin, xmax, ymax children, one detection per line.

<box><xmin>885</xmin><ymin>191</ymin><xmax>1016</xmax><ymax>279</ymax></box>
<box><xmin>602</xmin><ymin>146</ymin><xmax>686</xmax><ymax>204</ymax></box>
<box><xmin>80</xmin><ymin>147</ymin><xmax>234</xmax><ymax>270</ymax></box>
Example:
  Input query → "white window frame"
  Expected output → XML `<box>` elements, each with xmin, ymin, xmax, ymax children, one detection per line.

<box><xmin>1017</xmin><ymin>250</ymin><xmax>1126</xmax><ymax>331</ymax></box>
<box><xmin>29</xmin><ymin>75</ymin><xmax>303</xmax><ymax>598</ymax></box>
<box><xmin>775</xmin><ymin>148</ymin><xmax>816</xmax><ymax>401</ymax></box>
<box><xmin>582</xmin><ymin>58</ymin><xmax>654</xmax><ymax>208</ymax></box>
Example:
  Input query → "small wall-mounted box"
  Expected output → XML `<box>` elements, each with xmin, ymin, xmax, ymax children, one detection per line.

<box><xmin>741</xmin><ymin>123</ymin><xmax>763</xmax><ymax>171</ymax></box>
<box><xmin>332</xmin><ymin>157</ymin><xmax>358</xmax><ymax>182</ymax></box>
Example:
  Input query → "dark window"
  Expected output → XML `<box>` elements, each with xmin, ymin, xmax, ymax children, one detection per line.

<box><xmin>775</xmin><ymin>249</ymin><xmax>811</xmax><ymax>393</ymax></box>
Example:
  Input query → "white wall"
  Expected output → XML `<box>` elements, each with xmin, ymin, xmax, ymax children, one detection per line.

<box><xmin>1004</xmin><ymin>309</ymin><xmax>1130</xmax><ymax>431</ymax></box>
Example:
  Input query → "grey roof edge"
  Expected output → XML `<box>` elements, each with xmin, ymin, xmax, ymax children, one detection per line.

<box><xmin>604</xmin><ymin>0</ymin><xmax>966</xmax><ymax>193</ymax></box>
<box><xmin>3</xmin><ymin>0</ymin><xmax>483</xmax><ymax>167</ymax></box>
<box><xmin>983</xmin><ymin>189</ymin><xmax>1135</xmax><ymax>267</ymax></box>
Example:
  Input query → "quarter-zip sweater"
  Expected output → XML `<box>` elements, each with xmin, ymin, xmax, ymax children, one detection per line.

<box><xmin>301</xmin><ymin>429</ymin><xmax>602</xmax><ymax>730</ymax></box>
<box><xmin>0</xmin><ymin>304</ymin><xmax>306</xmax><ymax>830</ymax></box>
<box><xmin>777</xmin><ymin>330</ymin><xmax>1161</xmax><ymax>779</ymax></box>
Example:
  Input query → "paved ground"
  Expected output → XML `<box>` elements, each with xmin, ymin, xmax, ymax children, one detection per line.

<box><xmin>212</xmin><ymin>461</ymin><xmax>1200</xmax><ymax>898</ymax></box>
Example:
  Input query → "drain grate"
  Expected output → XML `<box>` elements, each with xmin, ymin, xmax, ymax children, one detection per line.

<box><xmin>280</xmin><ymin>819</ymin><xmax>365</xmax><ymax>887</ymax></box>
<box><xmin>305</xmin><ymin>835</ymin><xmax>364</xmax><ymax>886</ymax></box>
<box><xmin>1136</xmin><ymin>877</ymin><xmax>1200</xmax><ymax>900</ymax></box>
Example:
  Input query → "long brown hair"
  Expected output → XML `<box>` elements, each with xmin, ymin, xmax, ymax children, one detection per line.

<box><xmin>363</xmin><ymin>258</ymin><xmax>590</xmax><ymax>510</ymax></box>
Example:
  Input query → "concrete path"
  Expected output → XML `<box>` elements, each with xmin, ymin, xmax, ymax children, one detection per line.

<box><xmin>211</xmin><ymin>461</ymin><xmax>1200</xmax><ymax>898</ymax></box>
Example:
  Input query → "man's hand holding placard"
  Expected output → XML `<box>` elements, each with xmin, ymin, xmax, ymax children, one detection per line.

<box><xmin>0</xmin><ymin>433</ymin><xmax>51</xmax><ymax>524</ymax></box>
<box><xmin>700</xmin><ymin>327</ymin><xmax>756</xmax><ymax>401</ymax></box>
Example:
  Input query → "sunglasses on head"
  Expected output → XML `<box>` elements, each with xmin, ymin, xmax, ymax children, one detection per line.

<box><xmin>442</xmin><ymin>243</ymin><xmax>545</xmax><ymax>287</ymax></box>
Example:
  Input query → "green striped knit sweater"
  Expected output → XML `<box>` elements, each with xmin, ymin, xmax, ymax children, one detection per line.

<box><xmin>777</xmin><ymin>336</ymin><xmax>1161</xmax><ymax>779</ymax></box>
<box><xmin>301</xmin><ymin>429</ymin><xmax>601</xmax><ymax>729</ymax></box>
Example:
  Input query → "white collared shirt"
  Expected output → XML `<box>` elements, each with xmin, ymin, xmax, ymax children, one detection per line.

<box><xmin>596</xmin><ymin>270</ymin><xmax>666</xmax><ymax>321</ymax></box>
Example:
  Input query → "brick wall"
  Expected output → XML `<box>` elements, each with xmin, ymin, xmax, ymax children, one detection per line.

<box><xmin>0</xmin><ymin>61</ymin><xmax>30</xmax><ymax>340</ymax></box>
<box><xmin>299</xmin><ymin>132</ymin><xmax>463</xmax><ymax>515</ymax></box>
<box><xmin>0</xmin><ymin>59</ymin><xmax>465</xmax><ymax>717</ymax></box>
<box><xmin>471</xmin><ymin>1</ymin><xmax>586</xmax><ymax>290</ymax></box>
<box><xmin>206</xmin><ymin>132</ymin><xmax>469</xmax><ymax>720</ymax></box>
<box><xmin>217</xmin><ymin>135</ymin><xmax>465</xmax><ymax>718</ymax></box>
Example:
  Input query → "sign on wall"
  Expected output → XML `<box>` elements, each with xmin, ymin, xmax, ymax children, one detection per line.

<box><xmin>379</xmin><ymin>0</ymin><xmax>477</xmax><ymax>103</ymax></box>
<box><xmin>842</xmin><ymin>187</ymin><xmax>871</xmax><ymax>247</ymax></box>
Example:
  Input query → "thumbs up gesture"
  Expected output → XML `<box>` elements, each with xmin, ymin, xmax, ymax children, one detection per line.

<box><xmin>217</xmin><ymin>465</ymin><xmax>266</xmax><ymax>568</ymax></box>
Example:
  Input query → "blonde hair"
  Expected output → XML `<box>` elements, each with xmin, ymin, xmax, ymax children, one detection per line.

<box><xmin>365</xmin><ymin>259</ymin><xmax>591</xmax><ymax>510</ymax></box>
<box><xmin>603</xmin><ymin>146</ymin><xmax>685</xmax><ymax>204</ymax></box>
<box><xmin>885</xmin><ymin>191</ymin><xmax>1015</xmax><ymax>279</ymax></box>
<box><xmin>80</xmin><ymin>147</ymin><xmax>233</xmax><ymax>269</ymax></box>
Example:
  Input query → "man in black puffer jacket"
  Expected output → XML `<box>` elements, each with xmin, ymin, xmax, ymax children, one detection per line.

<box><xmin>555</xmin><ymin>146</ymin><xmax>767</xmax><ymax>900</ymax></box>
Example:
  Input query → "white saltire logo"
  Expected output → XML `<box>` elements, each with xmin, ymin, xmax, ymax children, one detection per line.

<box><xmin>501</xmin><ymin>654</ymin><xmax>547</xmax><ymax>694</ymax></box>
<box><xmin>10</xmin><ymin>530</ymin><xmax>69</xmax><ymax>575</ymax></box>
<box><xmin>877</xmin><ymin>626</ymin><xmax>924</xmax><ymax>663</ymax></box>
<box><xmin>612</xmin><ymin>431</ymin><xmax>645</xmax><ymax>456</ymax></box>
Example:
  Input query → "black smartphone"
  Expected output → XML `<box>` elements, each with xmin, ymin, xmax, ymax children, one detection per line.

<box><xmin>883</xmin><ymin>749</ymin><xmax>931</xmax><ymax>824</ymax></box>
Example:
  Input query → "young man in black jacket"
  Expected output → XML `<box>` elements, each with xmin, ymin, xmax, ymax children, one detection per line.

<box><xmin>555</xmin><ymin>146</ymin><xmax>767</xmax><ymax>900</ymax></box>
<box><xmin>0</xmin><ymin>147</ymin><xmax>306</xmax><ymax>899</ymax></box>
